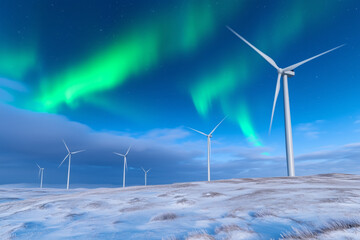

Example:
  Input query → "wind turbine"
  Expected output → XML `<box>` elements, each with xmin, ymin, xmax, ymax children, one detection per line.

<box><xmin>114</xmin><ymin>146</ymin><xmax>131</xmax><ymax>188</ymax></box>
<box><xmin>59</xmin><ymin>140</ymin><xmax>85</xmax><ymax>190</ymax></box>
<box><xmin>36</xmin><ymin>163</ymin><xmax>44</xmax><ymax>189</ymax></box>
<box><xmin>141</xmin><ymin>167</ymin><xmax>151</xmax><ymax>186</ymax></box>
<box><xmin>227</xmin><ymin>26</ymin><xmax>344</xmax><ymax>177</ymax></box>
<box><xmin>189</xmin><ymin>116</ymin><xmax>227</xmax><ymax>182</ymax></box>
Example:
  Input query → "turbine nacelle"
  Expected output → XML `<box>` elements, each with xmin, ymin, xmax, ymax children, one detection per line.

<box><xmin>278</xmin><ymin>68</ymin><xmax>295</xmax><ymax>77</ymax></box>
<box><xmin>284</xmin><ymin>70</ymin><xmax>295</xmax><ymax>77</ymax></box>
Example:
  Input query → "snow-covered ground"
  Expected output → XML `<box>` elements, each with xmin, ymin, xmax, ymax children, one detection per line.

<box><xmin>1</xmin><ymin>173</ymin><xmax>360</xmax><ymax>239</ymax></box>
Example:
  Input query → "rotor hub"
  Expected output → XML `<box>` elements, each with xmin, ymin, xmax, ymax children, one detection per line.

<box><xmin>278</xmin><ymin>68</ymin><xmax>295</xmax><ymax>77</ymax></box>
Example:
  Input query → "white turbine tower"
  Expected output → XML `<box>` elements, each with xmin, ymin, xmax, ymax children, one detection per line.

<box><xmin>227</xmin><ymin>26</ymin><xmax>344</xmax><ymax>177</ymax></box>
<box><xmin>141</xmin><ymin>167</ymin><xmax>151</xmax><ymax>186</ymax></box>
<box><xmin>114</xmin><ymin>146</ymin><xmax>131</xmax><ymax>188</ymax></box>
<box><xmin>189</xmin><ymin>116</ymin><xmax>226</xmax><ymax>182</ymax></box>
<box><xmin>36</xmin><ymin>163</ymin><xmax>44</xmax><ymax>189</ymax></box>
<box><xmin>59</xmin><ymin>140</ymin><xmax>85</xmax><ymax>190</ymax></box>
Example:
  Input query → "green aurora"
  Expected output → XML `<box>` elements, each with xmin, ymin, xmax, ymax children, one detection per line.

<box><xmin>36</xmin><ymin>1</ymin><xmax>244</xmax><ymax>112</ymax></box>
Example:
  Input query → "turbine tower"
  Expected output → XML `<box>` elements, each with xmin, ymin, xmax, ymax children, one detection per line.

<box><xmin>114</xmin><ymin>146</ymin><xmax>131</xmax><ymax>188</ymax></box>
<box><xmin>189</xmin><ymin>116</ymin><xmax>226</xmax><ymax>182</ymax></box>
<box><xmin>141</xmin><ymin>167</ymin><xmax>151</xmax><ymax>186</ymax></box>
<box><xmin>59</xmin><ymin>140</ymin><xmax>85</xmax><ymax>190</ymax></box>
<box><xmin>36</xmin><ymin>163</ymin><xmax>44</xmax><ymax>189</ymax></box>
<box><xmin>227</xmin><ymin>26</ymin><xmax>344</xmax><ymax>177</ymax></box>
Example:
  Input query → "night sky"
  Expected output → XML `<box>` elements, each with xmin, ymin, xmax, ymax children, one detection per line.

<box><xmin>0</xmin><ymin>0</ymin><xmax>360</xmax><ymax>187</ymax></box>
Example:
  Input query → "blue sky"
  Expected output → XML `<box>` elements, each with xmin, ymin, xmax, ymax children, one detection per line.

<box><xmin>0</xmin><ymin>0</ymin><xmax>360</xmax><ymax>187</ymax></box>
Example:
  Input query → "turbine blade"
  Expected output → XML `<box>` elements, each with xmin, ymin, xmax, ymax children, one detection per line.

<box><xmin>269</xmin><ymin>73</ymin><xmax>282</xmax><ymax>134</ymax></box>
<box><xmin>59</xmin><ymin>154</ymin><xmax>69</xmax><ymax>167</ymax></box>
<box><xmin>114</xmin><ymin>152</ymin><xmax>125</xmax><ymax>157</ymax></box>
<box><xmin>283</xmin><ymin>44</ymin><xmax>345</xmax><ymax>72</ymax></box>
<box><xmin>147</xmin><ymin>168</ymin><xmax>151</xmax><ymax>173</ymax></box>
<box><xmin>227</xmin><ymin>26</ymin><xmax>279</xmax><ymax>70</ymax></box>
<box><xmin>72</xmin><ymin>150</ymin><xmax>85</xmax><ymax>155</ymax></box>
<box><xmin>188</xmin><ymin>127</ymin><xmax>208</xmax><ymax>137</ymax></box>
<box><xmin>36</xmin><ymin>163</ymin><xmax>41</xmax><ymax>169</ymax></box>
<box><xmin>125</xmin><ymin>159</ymin><xmax>128</xmax><ymax>170</ymax></box>
<box><xmin>125</xmin><ymin>146</ymin><xmax>131</xmax><ymax>156</ymax></box>
<box><xmin>141</xmin><ymin>167</ymin><xmax>145</xmax><ymax>172</ymax></box>
<box><xmin>210</xmin><ymin>116</ymin><xmax>227</xmax><ymax>135</ymax></box>
<box><xmin>62</xmin><ymin>139</ymin><xmax>70</xmax><ymax>153</ymax></box>
<box><xmin>38</xmin><ymin>169</ymin><xmax>41</xmax><ymax>178</ymax></box>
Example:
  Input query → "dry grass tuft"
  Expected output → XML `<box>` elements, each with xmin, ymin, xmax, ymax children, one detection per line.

<box><xmin>186</xmin><ymin>230</ymin><xmax>215</xmax><ymax>240</ymax></box>
<box><xmin>215</xmin><ymin>224</ymin><xmax>243</xmax><ymax>234</ymax></box>
<box><xmin>251</xmin><ymin>208</ymin><xmax>277</xmax><ymax>218</ymax></box>
<box><xmin>202</xmin><ymin>192</ymin><xmax>223</xmax><ymax>197</ymax></box>
<box><xmin>280</xmin><ymin>219</ymin><xmax>360</xmax><ymax>239</ymax></box>
<box><xmin>151</xmin><ymin>213</ymin><xmax>177</xmax><ymax>221</ymax></box>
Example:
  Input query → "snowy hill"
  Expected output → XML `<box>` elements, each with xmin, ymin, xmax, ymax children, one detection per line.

<box><xmin>1</xmin><ymin>173</ymin><xmax>360</xmax><ymax>239</ymax></box>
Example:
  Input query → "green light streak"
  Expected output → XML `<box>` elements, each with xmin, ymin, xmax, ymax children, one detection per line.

<box><xmin>190</xmin><ymin>60</ymin><xmax>249</xmax><ymax>116</ymax></box>
<box><xmin>236</xmin><ymin>102</ymin><xmax>262</xmax><ymax>147</ymax></box>
<box><xmin>39</xmin><ymin>30</ymin><xmax>159</xmax><ymax>111</ymax></box>
<box><xmin>220</xmin><ymin>98</ymin><xmax>262</xmax><ymax>147</ymax></box>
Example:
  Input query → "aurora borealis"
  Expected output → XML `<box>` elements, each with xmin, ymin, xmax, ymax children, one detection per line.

<box><xmin>37</xmin><ymin>1</ymin><xmax>244</xmax><ymax>112</ymax></box>
<box><xmin>0</xmin><ymin>0</ymin><xmax>360</xmax><ymax>186</ymax></box>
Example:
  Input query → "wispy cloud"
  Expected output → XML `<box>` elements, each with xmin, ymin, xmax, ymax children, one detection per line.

<box><xmin>297</xmin><ymin>143</ymin><xmax>360</xmax><ymax>161</ymax></box>
<box><xmin>140</xmin><ymin>127</ymin><xmax>190</xmax><ymax>142</ymax></box>
<box><xmin>0</xmin><ymin>78</ymin><xmax>28</xmax><ymax>102</ymax></box>
<box><xmin>295</xmin><ymin>120</ymin><xmax>325</xmax><ymax>139</ymax></box>
<box><xmin>0</xmin><ymin>78</ymin><xmax>27</xmax><ymax>92</ymax></box>
<box><xmin>0</xmin><ymin>103</ymin><xmax>360</xmax><ymax>186</ymax></box>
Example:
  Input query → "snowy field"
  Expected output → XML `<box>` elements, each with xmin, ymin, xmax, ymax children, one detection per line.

<box><xmin>1</xmin><ymin>173</ymin><xmax>360</xmax><ymax>240</ymax></box>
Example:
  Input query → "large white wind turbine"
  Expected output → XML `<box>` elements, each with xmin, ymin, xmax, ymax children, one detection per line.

<box><xmin>227</xmin><ymin>26</ymin><xmax>344</xmax><ymax>177</ymax></box>
<box><xmin>189</xmin><ymin>117</ymin><xmax>227</xmax><ymax>182</ymax></box>
<box><xmin>36</xmin><ymin>163</ymin><xmax>44</xmax><ymax>189</ymax></box>
<box><xmin>141</xmin><ymin>167</ymin><xmax>151</xmax><ymax>186</ymax></box>
<box><xmin>59</xmin><ymin>140</ymin><xmax>85</xmax><ymax>190</ymax></box>
<box><xmin>114</xmin><ymin>146</ymin><xmax>131</xmax><ymax>188</ymax></box>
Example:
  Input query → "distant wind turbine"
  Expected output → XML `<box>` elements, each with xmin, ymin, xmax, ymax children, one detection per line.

<box><xmin>114</xmin><ymin>146</ymin><xmax>131</xmax><ymax>188</ymax></box>
<box><xmin>189</xmin><ymin>116</ymin><xmax>227</xmax><ymax>182</ymax></box>
<box><xmin>59</xmin><ymin>140</ymin><xmax>85</xmax><ymax>190</ymax></box>
<box><xmin>227</xmin><ymin>26</ymin><xmax>344</xmax><ymax>177</ymax></box>
<box><xmin>141</xmin><ymin>167</ymin><xmax>151</xmax><ymax>186</ymax></box>
<box><xmin>36</xmin><ymin>163</ymin><xmax>44</xmax><ymax>189</ymax></box>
